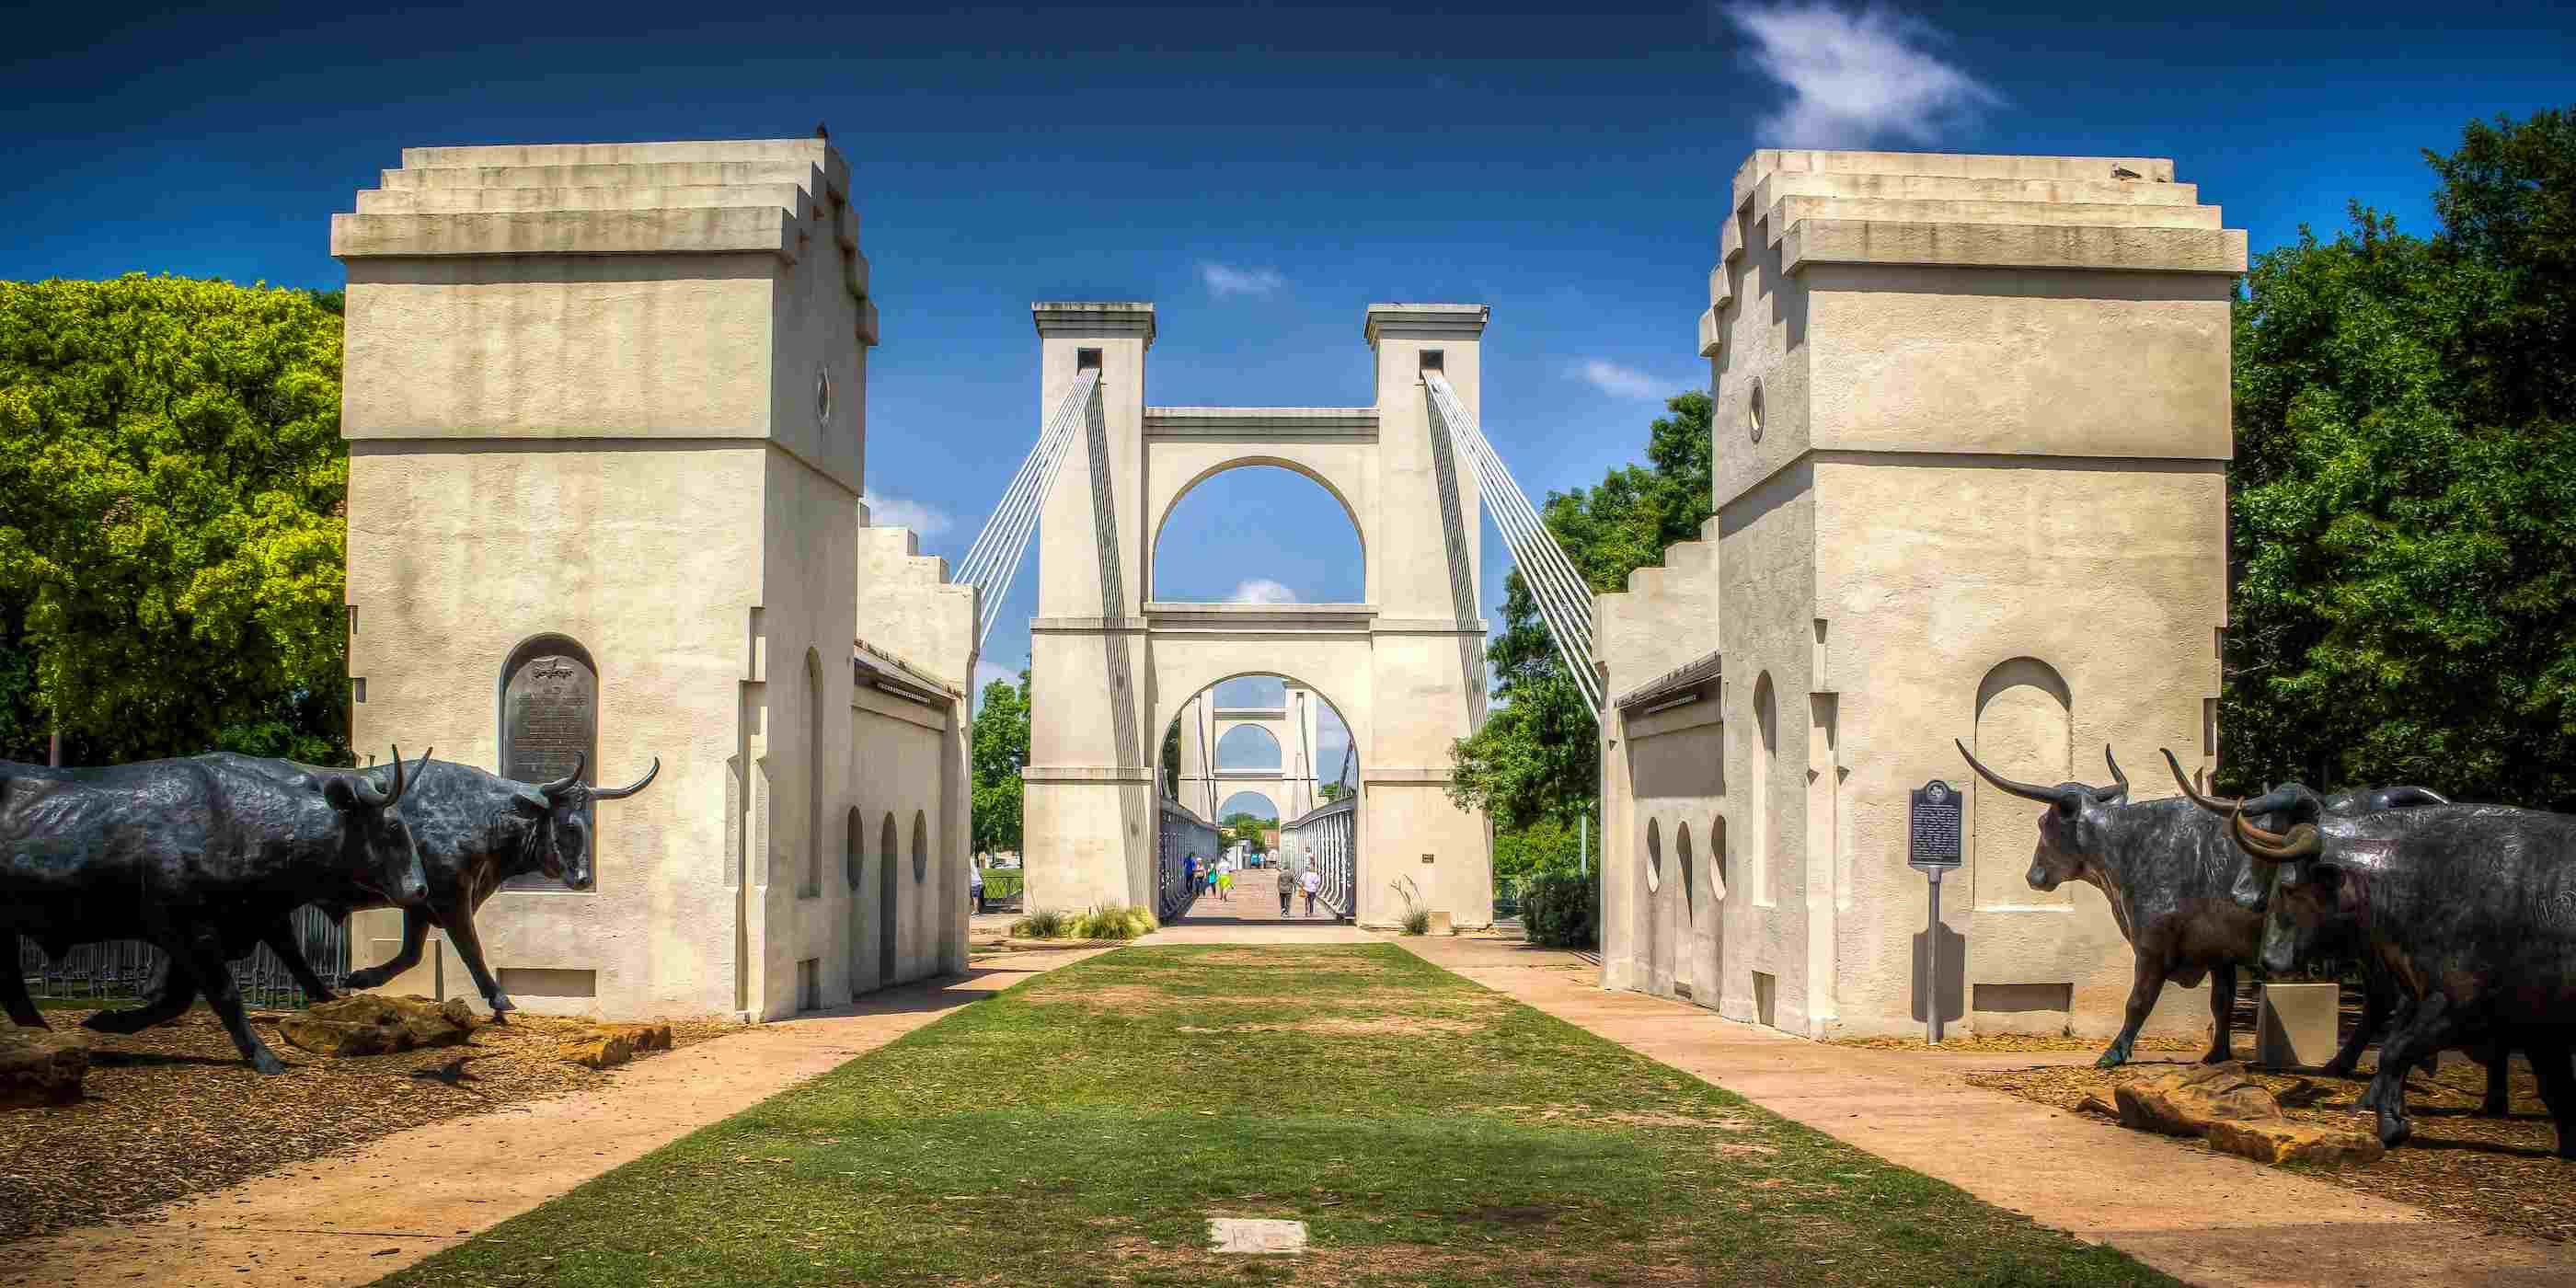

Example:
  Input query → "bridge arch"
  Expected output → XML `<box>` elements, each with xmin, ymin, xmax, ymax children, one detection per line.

<box><xmin>1022</xmin><ymin>301</ymin><xmax>1495</xmax><ymax>929</ymax></box>
<box><xmin>1148</xmin><ymin>456</ymin><xmax>1372</xmax><ymax>604</ymax></box>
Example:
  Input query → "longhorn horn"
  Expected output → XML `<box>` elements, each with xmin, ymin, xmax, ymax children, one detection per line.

<box><xmin>2162</xmin><ymin>748</ymin><xmax>2239</xmax><ymax>818</ymax></box>
<box><xmin>540</xmin><ymin>751</ymin><xmax>589</xmax><ymax>800</ymax></box>
<box><xmin>393</xmin><ymin>746</ymin><xmax>431</xmax><ymax>807</ymax></box>
<box><xmin>591</xmin><ymin>757</ymin><xmax>661</xmax><ymax>801</ymax></box>
<box><xmin>1955</xmin><ymin>739</ymin><xmax>2082</xmax><ymax>812</ymax></box>
<box><xmin>2380</xmin><ymin>786</ymin><xmax>2451</xmax><ymax>808</ymax></box>
<box><xmin>2099</xmin><ymin>745</ymin><xmax>2130</xmax><ymax>802</ymax></box>
<box><xmin>2228</xmin><ymin>802</ymin><xmax>2321</xmax><ymax>864</ymax></box>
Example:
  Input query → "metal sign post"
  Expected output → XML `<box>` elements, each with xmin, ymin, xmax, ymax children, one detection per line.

<box><xmin>1907</xmin><ymin>778</ymin><xmax>1964</xmax><ymax>1045</ymax></box>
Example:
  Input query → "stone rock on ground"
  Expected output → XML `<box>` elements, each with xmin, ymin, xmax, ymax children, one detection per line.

<box><xmin>2112</xmin><ymin>1061</ymin><xmax>2283</xmax><ymax>1138</ymax></box>
<box><xmin>2205</xmin><ymin>1118</ymin><xmax>2386</xmax><ymax>1167</ymax></box>
<box><xmin>276</xmin><ymin>995</ymin><xmax>478</xmax><ymax>1058</ymax></box>
<box><xmin>0</xmin><ymin>1027</ymin><xmax>90</xmax><ymax>1107</ymax></box>
<box><xmin>558</xmin><ymin>1021</ymin><xmax>673</xmax><ymax>1069</ymax></box>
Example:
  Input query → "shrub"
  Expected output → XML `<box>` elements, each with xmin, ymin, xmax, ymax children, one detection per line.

<box><xmin>1010</xmin><ymin>908</ymin><xmax>1069</xmax><ymax>938</ymax></box>
<box><xmin>1520</xmin><ymin>870</ymin><xmax>1598</xmax><ymax>949</ymax></box>
<box><xmin>1053</xmin><ymin>903</ymin><xmax>1156</xmax><ymax>941</ymax></box>
<box><xmin>1400</xmin><ymin>908</ymin><xmax>1432</xmax><ymax>936</ymax></box>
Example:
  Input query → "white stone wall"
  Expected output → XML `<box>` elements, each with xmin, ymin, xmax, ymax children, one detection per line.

<box><xmin>1603</xmin><ymin>149</ymin><xmax>2240</xmax><ymax>1042</ymax></box>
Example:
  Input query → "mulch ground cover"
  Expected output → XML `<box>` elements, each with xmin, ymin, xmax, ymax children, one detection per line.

<box><xmin>378</xmin><ymin>943</ymin><xmax>2180</xmax><ymax>1287</ymax></box>
<box><xmin>1968</xmin><ymin>1054</ymin><xmax>2573</xmax><ymax>1245</ymax></box>
<box><xmin>0</xmin><ymin>1004</ymin><xmax>731</xmax><ymax>1242</ymax></box>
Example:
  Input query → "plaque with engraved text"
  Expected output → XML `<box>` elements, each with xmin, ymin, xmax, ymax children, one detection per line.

<box><xmin>500</xmin><ymin>650</ymin><xmax>596</xmax><ymax>888</ymax></box>
<box><xmin>1908</xmin><ymin>778</ymin><xmax>1963</xmax><ymax>871</ymax></box>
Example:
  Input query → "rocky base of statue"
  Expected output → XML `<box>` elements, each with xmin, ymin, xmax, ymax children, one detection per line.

<box><xmin>558</xmin><ymin>1021</ymin><xmax>673</xmax><ymax>1069</ymax></box>
<box><xmin>0</xmin><ymin>1028</ymin><xmax>90</xmax><ymax>1107</ymax></box>
<box><xmin>2099</xmin><ymin>1061</ymin><xmax>2384</xmax><ymax>1167</ymax></box>
<box><xmin>277</xmin><ymin>995</ymin><xmax>478</xmax><ymax>1057</ymax></box>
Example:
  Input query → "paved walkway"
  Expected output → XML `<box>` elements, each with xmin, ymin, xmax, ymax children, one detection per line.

<box><xmin>1135</xmin><ymin>884</ymin><xmax>1374</xmax><ymax>945</ymax></box>
<box><xmin>1395</xmin><ymin>934</ymin><xmax>2570</xmax><ymax>1288</ymax></box>
<box><xmin>3</xmin><ymin>949</ymin><xmax>1107</xmax><ymax>1288</ymax></box>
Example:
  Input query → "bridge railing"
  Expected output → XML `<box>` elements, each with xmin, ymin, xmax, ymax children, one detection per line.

<box><xmin>1278</xmin><ymin>793</ymin><xmax>1357</xmax><ymax>919</ymax></box>
<box><xmin>1155</xmin><ymin>797</ymin><xmax>1222</xmax><ymax>923</ymax></box>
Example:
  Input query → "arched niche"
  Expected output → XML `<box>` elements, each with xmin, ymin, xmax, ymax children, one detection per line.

<box><xmin>911</xmin><ymin>810</ymin><xmax>930</xmax><ymax>882</ymax></box>
<box><xmin>1972</xmin><ymin>657</ymin><xmax>2074</xmax><ymax>909</ymax></box>
<box><xmin>1217</xmin><ymin>790</ymin><xmax>1280</xmax><ymax>822</ymax></box>
<box><xmin>498</xmin><ymin>633</ymin><xmax>597</xmax><ymax>891</ymax></box>
<box><xmin>1751</xmin><ymin>672</ymin><xmax>1777</xmax><ymax>906</ymax></box>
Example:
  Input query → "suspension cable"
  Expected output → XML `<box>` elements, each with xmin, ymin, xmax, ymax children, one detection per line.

<box><xmin>954</xmin><ymin>371</ymin><xmax>1099</xmax><ymax>651</ymax></box>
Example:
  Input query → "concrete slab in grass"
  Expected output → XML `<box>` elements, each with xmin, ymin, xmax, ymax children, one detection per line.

<box><xmin>1208</xmin><ymin>1218</ymin><xmax>1308</xmax><ymax>1254</ymax></box>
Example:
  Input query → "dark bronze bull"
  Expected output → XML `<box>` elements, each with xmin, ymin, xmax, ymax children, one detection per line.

<box><xmin>2225</xmin><ymin>791</ymin><xmax>2576</xmax><ymax>1154</ymax></box>
<box><xmin>1</xmin><ymin>750</ymin><xmax>430</xmax><ymax>1073</ymax></box>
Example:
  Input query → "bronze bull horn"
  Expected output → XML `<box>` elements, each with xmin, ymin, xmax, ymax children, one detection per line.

<box><xmin>2162</xmin><ymin>748</ymin><xmax>2238</xmax><ymax>817</ymax></box>
<box><xmin>2099</xmin><ymin>745</ymin><xmax>2131</xmax><ymax>802</ymax></box>
<box><xmin>2381</xmin><ymin>786</ymin><xmax>2451</xmax><ymax>808</ymax></box>
<box><xmin>2228</xmin><ymin>802</ymin><xmax>2321</xmax><ymax>863</ymax></box>
<box><xmin>540</xmin><ymin>751</ymin><xmax>589</xmax><ymax>800</ymax></box>
<box><xmin>1955</xmin><ymin>739</ymin><xmax>2083</xmax><ymax>812</ymax></box>
<box><xmin>592</xmin><ymin>757</ymin><xmax>661</xmax><ymax>801</ymax></box>
<box><xmin>353</xmin><ymin>744</ymin><xmax>420</xmax><ymax>807</ymax></box>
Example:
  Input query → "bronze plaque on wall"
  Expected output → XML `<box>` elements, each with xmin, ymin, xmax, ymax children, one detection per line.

<box><xmin>501</xmin><ymin>650</ymin><xmax>596</xmax><ymax>888</ymax></box>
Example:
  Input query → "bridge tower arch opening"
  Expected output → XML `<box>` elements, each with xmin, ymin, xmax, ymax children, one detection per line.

<box><xmin>1151</xmin><ymin>672</ymin><xmax>1363</xmax><ymax>922</ymax></box>
<box><xmin>1016</xmin><ymin>301</ymin><xmax>1494</xmax><ymax>929</ymax></box>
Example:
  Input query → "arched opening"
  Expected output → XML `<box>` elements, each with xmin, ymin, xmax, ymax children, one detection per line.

<box><xmin>1156</xmin><ymin>672</ymin><xmax>1361</xmax><ymax>922</ymax></box>
<box><xmin>1149</xmin><ymin>465</ymin><xmax>1365</xmax><ymax>604</ymax></box>
<box><xmin>1216</xmin><ymin>724</ymin><xmax>1282</xmax><ymax>770</ymax></box>
<box><xmin>1972</xmin><ymin>657</ymin><xmax>2073</xmax><ymax>909</ymax></box>
<box><xmin>1217</xmin><ymin>790</ymin><xmax>1281</xmax><ymax>822</ymax></box>
<box><xmin>1644</xmin><ymin>817</ymin><xmax>1662</xmax><ymax>891</ymax></box>
<box><xmin>498</xmin><ymin>633</ymin><xmax>598</xmax><ymax>891</ymax></box>
<box><xmin>879</xmin><ymin>812</ymin><xmax>899</xmax><ymax>983</ymax></box>
<box><xmin>1752</xmin><ymin>673</ymin><xmax>1777</xmax><ymax>907</ymax></box>
<box><xmin>802</xmin><ymin>649</ymin><xmax>823</xmax><ymax>900</ymax></box>
<box><xmin>912</xmin><ymin>810</ymin><xmax>929</xmax><ymax>882</ymax></box>
<box><xmin>1676</xmin><ymin>821</ymin><xmax>1694</xmax><ymax>919</ymax></box>
<box><xmin>845</xmin><ymin>807</ymin><xmax>863</xmax><ymax>890</ymax></box>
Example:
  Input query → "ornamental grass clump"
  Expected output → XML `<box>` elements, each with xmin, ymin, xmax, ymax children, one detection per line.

<box><xmin>1009</xmin><ymin>908</ymin><xmax>1070</xmax><ymax>939</ymax></box>
<box><xmin>1065</xmin><ymin>903</ymin><xmax>1156</xmax><ymax>940</ymax></box>
<box><xmin>1400</xmin><ymin>908</ymin><xmax>1432</xmax><ymax>936</ymax></box>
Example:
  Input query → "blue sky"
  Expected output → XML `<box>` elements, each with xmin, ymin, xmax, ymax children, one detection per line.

<box><xmin>9</xmin><ymin>2</ymin><xmax>2570</xmax><ymax>790</ymax></box>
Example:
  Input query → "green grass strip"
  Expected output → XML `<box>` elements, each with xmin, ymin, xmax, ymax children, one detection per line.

<box><xmin>378</xmin><ymin>945</ymin><xmax>2177</xmax><ymax>1287</ymax></box>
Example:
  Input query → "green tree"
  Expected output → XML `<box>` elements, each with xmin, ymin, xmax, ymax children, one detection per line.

<box><xmin>2223</xmin><ymin>109</ymin><xmax>2576</xmax><ymax>807</ymax></box>
<box><xmin>1319</xmin><ymin>780</ymin><xmax>1350</xmax><ymax>803</ymax></box>
<box><xmin>1446</xmin><ymin>391</ymin><xmax>1712</xmax><ymax>861</ymax></box>
<box><xmin>970</xmin><ymin>669</ymin><xmax>1030</xmax><ymax>855</ymax></box>
<box><xmin>0</xmin><ymin>275</ymin><xmax>349</xmax><ymax>765</ymax></box>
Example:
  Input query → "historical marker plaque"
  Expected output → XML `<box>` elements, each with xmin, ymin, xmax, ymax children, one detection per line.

<box><xmin>500</xmin><ymin>649</ymin><xmax>596</xmax><ymax>888</ymax></box>
<box><xmin>1907</xmin><ymin>778</ymin><xmax>1962</xmax><ymax>872</ymax></box>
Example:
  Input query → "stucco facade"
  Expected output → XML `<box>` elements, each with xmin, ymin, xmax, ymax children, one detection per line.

<box><xmin>1023</xmin><ymin>304</ymin><xmax>1495</xmax><ymax>928</ymax></box>
<box><xmin>1598</xmin><ymin>150</ymin><xmax>2243</xmax><ymax>1041</ymax></box>
<box><xmin>336</xmin><ymin>139</ymin><xmax>968</xmax><ymax>1022</ymax></box>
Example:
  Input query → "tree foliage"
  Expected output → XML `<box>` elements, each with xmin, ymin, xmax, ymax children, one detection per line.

<box><xmin>1446</xmin><ymin>391</ymin><xmax>1712</xmax><ymax>874</ymax></box>
<box><xmin>970</xmin><ymin>670</ymin><xmax>1030</xmax><ymax>855</ymax></box>
<box><xmin>0</xmin><ymin>275</ymin><xmax>349</xmax><ymax>765</ymax></box>
<box><xmin>2223</xmin><ymin>109</ymin><xmax>2576</xmax><ymax>807</ymax></box>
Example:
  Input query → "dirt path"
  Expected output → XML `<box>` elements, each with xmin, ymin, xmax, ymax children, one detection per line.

<box><xmin>1395</xmin><ymin>934</ymin><xmax>2571</xmax><ymax>1288</ymax></box>
<box><xmin>2</xmin><ymin>949</ymin><xmax>1105</xmax><ymax>1288</ymax></box>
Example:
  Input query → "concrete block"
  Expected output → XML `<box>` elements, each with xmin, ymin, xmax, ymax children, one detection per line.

<box><xmin>1208</xmin><ymin>1219</ymin><xmax>1307</xmax><ymax>1254</ymax></box>
<box><xmin>2256</xmin><ymin>983</ymin><xmax>2340</xmax><ymax>1069</ymax></box>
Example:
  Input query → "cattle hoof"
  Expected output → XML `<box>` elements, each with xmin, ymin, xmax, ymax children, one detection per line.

<box><xmin>81</xmin><ymin>1009</ymin><xmax>155</xmax><ymax>1035</ymax></box>
<box><xmin>2199</xmin><ymin>1049</ymin><xmax>2234</xmax><ymax>1065</ymax></box>
<box><xmin>249</xmin><ymin>1050</ymin><xmax>289</xmax><ymax>1075</ymax></box>
<box><xmin>2319</xmin><ymin>1061</ymin><xmax>2358</xmax><ymax>1079</ymax></box>
<box><xmin>2483</xmin><ymin>1098</ymin><xmax>2511</xmax><ymax>1118</ymax></box>
<box><xmin>2375</xmin><ymin>1114</ymin><xmax>2411</xmax><ymax>1148</ymax></box>
<box><xmin>345</xmin><ymin>967</ymin><xmax>389</xmax><ymax>990</ymax></box>
<box><xmin>2094</xmin><ymin>1048</ymin><xmax>2129</xmax><ymax>1070</ymax></box>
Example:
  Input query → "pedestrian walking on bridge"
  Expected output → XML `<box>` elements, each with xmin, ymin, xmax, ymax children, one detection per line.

<box><xmin>1299</xmin><ymin>866</ymin><xmax>1321</xmax><ymax>917</ymax></box>
<box><xmin>1277</xmin><ymin>862</ymin><xmax>1295</xmax><ymax>916</ymax></box>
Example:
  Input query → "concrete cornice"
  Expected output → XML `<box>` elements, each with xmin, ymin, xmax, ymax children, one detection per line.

<box><xmin>1031</xmin><ymin>301</ymin><xmax>1156</xmax><ymax>347</ymax></box>
<box><xmin>1782</xmin><ymin>219</ymin><xmax>2248</xmax><ymax>276</ymax></box>
<box><xmin>1212</xmin><ymin>707</ymin><xmax>1287</xmax><ymax>720</ymax></box>
<box><xmin>1368</xmin><ymin>617</ymin><xmax>1489</xmax><ymax>636</ymax></box>
<box><xmin>1144</xmin><ymin>407</ymin><xmax>1376</xmax><ymax>439</ymax></box>
<box><xmin>1143</xmin><ymin>602</ymin><xmax>1378</xmax><ymax>633</ymax></box>
<box><xmin>1363</xmin><ymin>303</ymin><xmax>1489</xmax><ymax>344</ymax></box>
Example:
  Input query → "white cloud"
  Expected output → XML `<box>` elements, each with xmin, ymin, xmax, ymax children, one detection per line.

<box><xmin>863</xmin><ymin>490</ymin><xmax>954</xmax><ymax>538</ymax></box>
<box><xmin>1726</xmin><ymin>3</ymin><xmax>2001</xmax><ymax>147</ymax></box>
<box><xmin>1200</xmin><ymin>261</ymin><xmax>1287</xmax><ymax>299</ymax></box>
<box><xmin>1227</xmin><ymin>578</ymin><xmax>1300</xmax><ymax>604</ymax></box>
<box><xmin>1576</xmin><ymin>359</ymin><xmax>1663</xmax><ymax>400</ymax></box>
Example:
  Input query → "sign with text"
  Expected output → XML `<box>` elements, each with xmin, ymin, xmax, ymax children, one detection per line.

<box><xmin>1908</xmin><ymin>778</ymin><xmax>1963</xmax><ymax>871</ymax></box>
